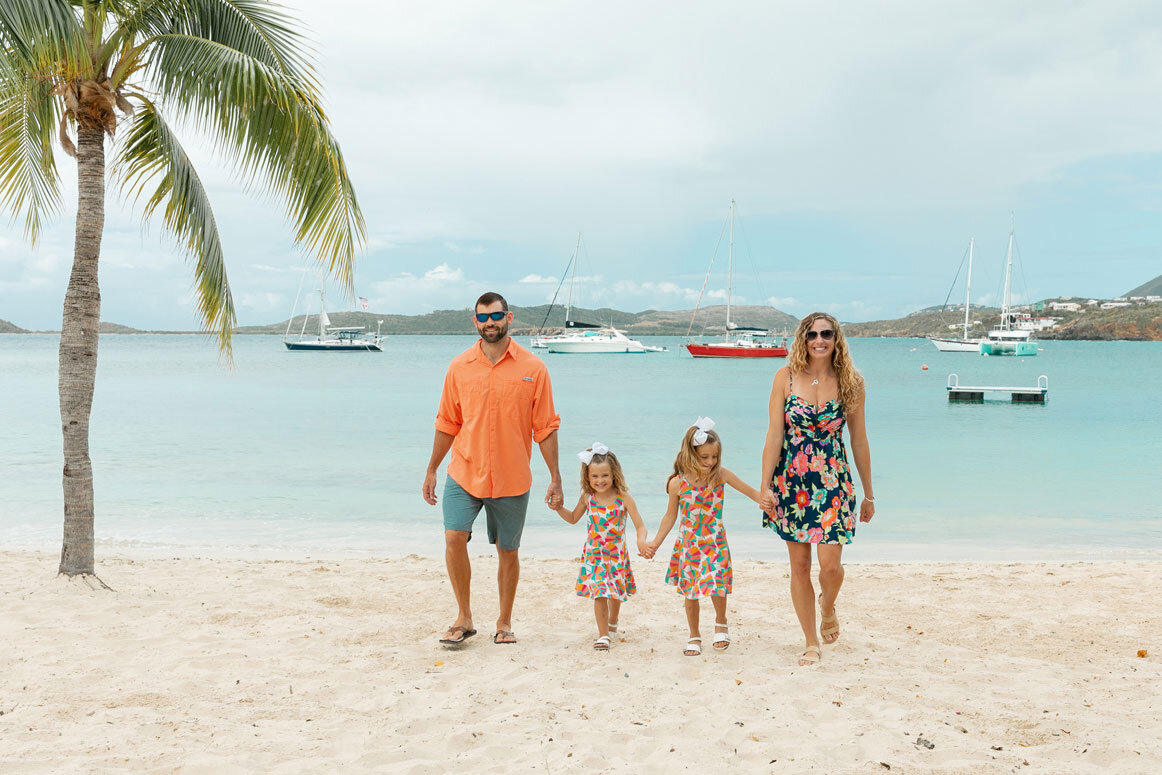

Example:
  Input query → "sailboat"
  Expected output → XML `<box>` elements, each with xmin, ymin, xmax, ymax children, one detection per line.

<box><xmin>535</xmin><ymin>234</ymin><xmax>663</xmax><ymax>354</ymax></box>
<box><xmin>283</xmin><ymin>288</ymin><xmax>384</xmax><ymax>351</ymax></box>
<box><xmin>929</xmin><ymin>237</ymin><xmax>985</xmax><ymax>352</ymax></box>
<box><xmin>979</xmin><ymin>219</ymin><xmax>1037</xmax><ymax>356</ymax></box>
<box><xmin>685</xmin><ymin>199</ymin><xmax>788</xmax><ymax>358</ymax></box>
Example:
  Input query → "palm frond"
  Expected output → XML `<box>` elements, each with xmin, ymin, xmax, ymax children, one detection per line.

<box><xmin>0</xmin><ymin>0</ymin><xmax>88</xmax><ymax>78</ymax></box>
<box><xmin>113</xmin><ymin>100</ymin><xmax>236</xmax><ymax>353</ymax></box>
<box><xmin>0</xmin><ymin>58</ymin><xmax>62</xmax><ymax>242</ymax></box>
<box><xmin>147</xmin><ymin>33</ymin><xmax>363</xmax><ymax>292</ymax></box>
<box><xmin>110</xmin><ymin>0</ymin><xmax>318</xmax><ymax>91</ymax></box>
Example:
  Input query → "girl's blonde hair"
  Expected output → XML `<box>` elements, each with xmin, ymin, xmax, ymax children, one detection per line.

<box><xmin>665</xmin><ymin>426</ymin><xmax>722</xmax><ymax>491</ymax></box>
<box><xmin>787</xmin><ymin>311</ymin><xmax>864</xmax><ymax>408</ymax></box>
<box><xmin>580</xmin><ymin>450</ymin><xmax>629</xmax><ymax>495</ymax></box>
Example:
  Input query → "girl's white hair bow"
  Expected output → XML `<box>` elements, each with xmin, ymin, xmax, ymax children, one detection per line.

<box><xmin>691</xmin><ymin>416</ymin><xmax>716</xmax><ymax>446</ymax></box>
<box><xmin>577</xmin><ymin>441</ymin><xmax>610</xmax><ymax>465</ymax></box>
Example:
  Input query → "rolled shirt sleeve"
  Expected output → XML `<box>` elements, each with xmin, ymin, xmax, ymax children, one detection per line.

<box><xmin>531</xmin><ymin>368</ymin><xmax>561</xmax><ymax>443</ymax></box>
<box><xmin>434</xmin><ymin>367</ymin><xmax>462</xmax><ymax>436</ymax></box>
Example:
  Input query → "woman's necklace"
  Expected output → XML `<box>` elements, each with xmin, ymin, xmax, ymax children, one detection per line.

<box><xmin>807</xmin><ymin>372</ymin><xmax>827</xmax><ymax>387</ymax></box>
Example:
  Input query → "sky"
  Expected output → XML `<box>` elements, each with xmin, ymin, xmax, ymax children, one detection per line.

<box><xmin>3</xmin><ymin>0</ymin><xmax>1162</xmax><ymax>330</ymax></box>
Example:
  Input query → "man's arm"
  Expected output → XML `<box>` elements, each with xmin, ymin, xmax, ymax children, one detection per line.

<box><xmin>537</xmin><ymin>430</ymin><xmax>563</xmax><ymax>509</ymax></box>
<box><xmin>422</xmin><ymin>431</ymin><xmax>456</xmax><ymax>505</ymax></box>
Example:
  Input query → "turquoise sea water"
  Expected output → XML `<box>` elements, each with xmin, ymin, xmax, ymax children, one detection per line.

<box><xmin>1</xmin><ymin>334</ymin><xmax>1160</xmax><ymax>562</ymax></box>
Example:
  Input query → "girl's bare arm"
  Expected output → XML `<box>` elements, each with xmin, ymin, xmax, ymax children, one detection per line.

<box><xmin>622</xmin><ymin>493</ymin><xmax>651</xmax><ymax>555</ymax></box>
<box><xmin>554</xmin><ymin>494</ymin><xmax>587</xmax><ymax>525</ymax></box>
<box><xmin>648</xmin><ymin>478</ymin><xmax>682</xmax><ymax>552</ymax></box>
<box><xmin>720</xmin><ymin>467</ymin><xmax>762</xmax><ymax>504</ymax></box>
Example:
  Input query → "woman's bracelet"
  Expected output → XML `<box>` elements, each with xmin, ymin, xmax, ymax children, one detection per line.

<box><xmin>864</xmin><ymin>495</ymin><xmax>875</xmax><ymax>503</ymax></box>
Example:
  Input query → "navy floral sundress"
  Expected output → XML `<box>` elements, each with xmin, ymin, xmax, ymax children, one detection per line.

<box><xmin>764</xmin><ymin>373</ymin><xmax>857</xmax><ymax>544</ymax></box>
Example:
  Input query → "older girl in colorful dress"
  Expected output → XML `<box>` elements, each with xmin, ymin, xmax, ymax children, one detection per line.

<box><xmin>555</xmin><ymin>443</ymin><xmax>650</xmax><ymax>651</ymax></box>
<box><xmin>759</xmin><ymin>312</ymin><xmax>875</xmax><ymax>667</ymax></box>
<box><xmin>645</xmin><ymin>418</ymin><xmax>761</xmax><ymax>656</ymax></box>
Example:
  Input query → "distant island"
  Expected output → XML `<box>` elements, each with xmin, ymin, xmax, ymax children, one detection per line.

<box><xmin>5</xmin><ymin>272</ymin><xmax>1160</xmax><ymax>341</ymax></box>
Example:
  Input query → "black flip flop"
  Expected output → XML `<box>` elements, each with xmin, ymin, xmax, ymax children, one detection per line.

<box><xmin>492</xmin><ymin>630</ymin><xmax>517</xmax><ymax>644</ymax></box>
<box><xmin>439</xmin><ymin>626</ymin><xmax>477</xmax><ymax>645</ymax></box>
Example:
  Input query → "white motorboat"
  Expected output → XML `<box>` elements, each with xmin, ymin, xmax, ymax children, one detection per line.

<box><xmin>929</xmin><ymin>237</ymin><xmax>984</xmax><ymax>352</ymax></box>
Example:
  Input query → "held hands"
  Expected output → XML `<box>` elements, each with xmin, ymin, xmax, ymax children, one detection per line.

<box><xmin>758</xmin><ymin>488</ymin><xmax>777</xmax><ymax>516</ymax></box>
<box><xmin>636</xmin><ymin>537</ymin><xmax>653</xmax><ymax>559</ymax></box>
<box><xmin>860</xmin><ymin>497</ymin><xmax>875</xmax><ymax>523</ymax></box>
<box><xmin>544</xmin><ymin>479</ymin><xmax>564</xmax><ymax>511</ymax></box>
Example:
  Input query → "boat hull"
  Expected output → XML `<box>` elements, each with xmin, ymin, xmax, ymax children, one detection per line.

<box><xmin>979</xmin><ymin>340</ymin><xmax>1038</xmax><ymax>356</ymax></box>
<box><xmin>686</xmin><ymin>343</ymin><xmax>787</xmax><ymax>358</ymax></box>
<box><xmin>284</xmin><ymin>341</ymin><xmax>382</xmax><ymax>352</ymax></box>
<box><xmin>546</xmin><ymin>341</ymin><xmax>648</xmax><ymax>353</ymax></box>
<box><xmin>929</xmin><ymin>337</ymin><xmax>983</xmax><ymax>352</ymax></box>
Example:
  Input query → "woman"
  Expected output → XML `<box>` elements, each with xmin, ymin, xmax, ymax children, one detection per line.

<box><xmin>759</xmin><ymin>312</ymin><xmax>874</xmax><ymax>666</ymax></box>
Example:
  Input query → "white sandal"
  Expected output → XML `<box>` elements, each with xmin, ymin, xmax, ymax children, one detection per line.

<box><xmin>607</xmin><ymin>620</ymin><xmax>619</xmax><ymax>635</ymax></box>
<box><xmin>684</xmin><ymin>637</ymin><xmax>702</xmax><ymax>656</ymax></box>
<box><xmin>593</xmin><ymin>635</ymin><xmax>611</xmax><ymax>651</ymax></box>
<box><xmin>712</xmin><ymin>622</ymin><xmax>731</xmax><ymax>651</ymax></box>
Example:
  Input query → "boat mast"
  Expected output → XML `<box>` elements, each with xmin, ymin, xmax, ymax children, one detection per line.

<box><xmin>1001</xmin><ymin>215</ymin><xmax>1014</xmax><ymax>331</ymax></box>
<box><xmin>963</xmin><ymin>237</ymin><xmax>974</xmax><ymax>340</ymax></box>
<box><xmin>318</xmin><ymin>289</ymin><xmax>329</xmax><ymax>338</ymax></box>
<box><xmin>564</xmin><ymin>231</ymin><xmax>581</xmax><ymax>326</ymax></box>
<box><xmin>726</xmin><ymin>199</ymin><xmax>734</xmax><ymax>340</ymax></box>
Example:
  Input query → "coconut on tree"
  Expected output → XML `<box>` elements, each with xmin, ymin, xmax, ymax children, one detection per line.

<box><xmin>0</xmin><ymin>0</ymin><xmax>365</xmax><ymax>577</ymax></box>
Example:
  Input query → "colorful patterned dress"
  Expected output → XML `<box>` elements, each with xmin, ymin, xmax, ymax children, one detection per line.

<box><xmin>665</xmin><ymin>476</ymin><xmax>732</xmax><ymax>599</ymax></box>
<box><xmin>765</xmin><ymin>374</ymin><xmax>857</xmax><ymax>544</ymax></box>
<box><xmin>575</xmin><ymin>494</ymin><xmax>637</xmax><ymax>601</ymax></box>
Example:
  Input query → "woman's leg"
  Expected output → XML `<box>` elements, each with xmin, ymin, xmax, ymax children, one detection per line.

<box><xmin>684</xmin><ymin>597</ymin><xmax>701</xmax><ymax>655</ymax></box>
<box><xmin>817</xmin><ymin>544</ymin><xmax>844</xmax><ymax>643</ymax></box>
<box><xmin>786</xmin><ymin>541</ymin><xmax>820</xmax><ymax>662</ymax></box>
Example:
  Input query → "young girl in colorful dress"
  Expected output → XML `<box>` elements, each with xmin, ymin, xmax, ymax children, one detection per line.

<box><xmin>555</xmin><ymin>443</ymin><xmax>650</xmax><ymax>651</ymax></box>
<box><xmin>644</xmin><ymin>418</ymin><xmax>761</xmax><ymax>656</ymax></box>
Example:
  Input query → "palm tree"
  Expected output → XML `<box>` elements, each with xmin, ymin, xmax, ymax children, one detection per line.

<box><xmin>0</xmin><ymin>1</ymin><xmax>365</xmax><ymax>577</ymax></box>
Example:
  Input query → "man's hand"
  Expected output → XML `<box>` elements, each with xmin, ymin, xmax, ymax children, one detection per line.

<box><xmin>422</xmin><ymin>470</ymin><xmax>439</xmax><ymax>506</ymax></box>
<box><xmin>544</xmin><ymin>478</ymin><xmax>563</xmax><ymax>510</ymax></box>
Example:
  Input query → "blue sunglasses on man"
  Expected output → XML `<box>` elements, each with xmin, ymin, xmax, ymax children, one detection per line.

<box><xmin>475</xmin><ymin>312</ymin><xmax>507</xmax><ymax>322</ymax></box>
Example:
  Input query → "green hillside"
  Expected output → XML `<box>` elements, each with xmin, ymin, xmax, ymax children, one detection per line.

<box><xmin>240</xmin><ymin>303</ymin><xmax>797</xmax><ymax>337</ymax></box>
<box><xmin>0</xmin><ymin>318</ymin><xmax>28</xmax><ymax>333</ymax></box>
<box><xmin>1039</xmin><ymin>304</ymin><xmax>1162</xmax><ymax>341</ymax></box>
<box><xmin>1125</xmin><ymin>273</ymin><xmax>1162</xmax><ymax>298</ymax></box>
<box><xmin>844</xmin><ymin>306</ymin><xmax>999</xmax><ymax>338</ymax></box>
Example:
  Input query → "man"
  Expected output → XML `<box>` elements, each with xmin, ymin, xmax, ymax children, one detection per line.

<box><xmin>422</xmin><ymin>292</ymin><xmax>563</xmax><ymax>646</ymax></box>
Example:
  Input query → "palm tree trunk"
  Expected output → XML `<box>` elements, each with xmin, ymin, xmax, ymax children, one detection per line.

<box><xmin>58</xmin><ymin>124</ymin><xmax>105</xmax><ymax>576</ymax></box>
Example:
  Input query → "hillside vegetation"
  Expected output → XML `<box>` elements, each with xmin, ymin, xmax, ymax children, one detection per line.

<box><xmin>240</xmin><ymin>304</ymin><xmax>798</xmax><ymax>337</ymax></box>
<box><xmin>0</xmin><ymin>318</ymin><xmax>28</xmax><ymax>333</ymax></box>
<box><xmin>1125</xmin><ymin>273</ymin><xmax>1162</xmax><ymax>298</ymax></box>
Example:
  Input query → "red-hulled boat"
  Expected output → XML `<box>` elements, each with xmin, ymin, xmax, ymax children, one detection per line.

<box><xmin>686</xmin><ymin>329</ymin><xmax>787</xmax><ymax>358</ymax></box>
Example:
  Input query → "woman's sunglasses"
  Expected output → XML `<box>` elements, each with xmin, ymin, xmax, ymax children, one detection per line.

<box><xmin>806</xmin><ymin>329</ymin><xmax>835</xmax><ymax>341</ymax></box>
<box><xmin>475</xmin><ymin>311</ymin><xmax>507</xmax><ymax>322</ymax></box>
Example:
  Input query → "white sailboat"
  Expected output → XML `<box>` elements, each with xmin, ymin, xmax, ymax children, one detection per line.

<box><xmin>979</xmin><ymin>219</ymin><xmax>1037</xmax><ymax>356</ymax></box>
<box><xmin>929</xmin><ymin>237</ymin><xmax>984</xmax><ymax>352</ymax></box>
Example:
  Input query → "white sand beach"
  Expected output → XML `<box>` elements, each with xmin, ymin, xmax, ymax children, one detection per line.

<box><xmin>1</xmin><ymin>551</ymin><xmax>1159</xmax><ymax>774</ymax></box>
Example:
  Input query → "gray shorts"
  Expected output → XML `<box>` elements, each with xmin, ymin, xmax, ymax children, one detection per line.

<box><xmin>442</xmin><ymin>477</ymin><xmax>530</xmax><ymax>551</ymax></box>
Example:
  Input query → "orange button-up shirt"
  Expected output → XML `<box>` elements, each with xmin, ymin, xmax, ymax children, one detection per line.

<box><xmin>435</xmin><ymin>338</ymin><xmax>560</xmax><ymax>498</ymax></box>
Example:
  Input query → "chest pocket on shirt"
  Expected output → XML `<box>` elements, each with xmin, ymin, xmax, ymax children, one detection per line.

<box><xmin>499</xmin><ymin>377</ymin><xmax>536</xmax><ymax>421</ymax></box>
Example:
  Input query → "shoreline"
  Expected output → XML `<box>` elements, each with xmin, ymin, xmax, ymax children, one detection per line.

<box><xmin>3</xmin><ymin>550</ymin><xmax>1160</xmax><ymax>772</ymax></box>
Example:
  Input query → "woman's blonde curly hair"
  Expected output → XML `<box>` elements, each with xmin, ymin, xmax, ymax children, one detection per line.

<box><xmin>787</xmin><ymin>312</ymin><xmax>864</xmax><ymax>409</ymax></box>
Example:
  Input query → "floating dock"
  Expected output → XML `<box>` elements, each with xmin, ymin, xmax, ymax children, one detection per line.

<box><xmin>946</xmin><ymin>373</ymin><xmax>1049</xmax><ymax>403</ymax></box>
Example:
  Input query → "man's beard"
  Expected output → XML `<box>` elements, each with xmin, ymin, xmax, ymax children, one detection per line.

<box><xmin>479</xmin><ymin>321</ymin><xmax>508</xmax><ymax>343</ymax></box>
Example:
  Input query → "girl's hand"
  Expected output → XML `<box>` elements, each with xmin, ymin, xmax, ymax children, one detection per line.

<box><xmin>636</xmin><ymin>538</ymin><xmax>652</xmax><ymax>558</ymax></box>
<box><xmin>759</xmin><ymin>488</ymin><xmax>777</xmax><ymax>515</ymax></box>
<box><xmin>860</xmin><ymin>497</ymin><xmax>875</xmax><ymax>523</ymax></box>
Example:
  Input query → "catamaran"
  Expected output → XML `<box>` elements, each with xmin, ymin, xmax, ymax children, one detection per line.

<box><xmin>979</xmin><ymin>219</ymin><xmax>1037</xmax><ymax>356</ymax></box>
<box><xmin>686</xmin><ymin>199</ymin><xmax>788</xmax><ymax>358</ymax></box>
<box><xmin>930</xmin><ymin>237</ymin><xmax>985</xmax><ymax>352</ymax></box>
<box><xmin>533</xmin><ymin>233</ymin><xmax>663</xmax><ymax>354</ymax></box>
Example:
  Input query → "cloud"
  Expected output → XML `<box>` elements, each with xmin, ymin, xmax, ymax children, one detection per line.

<box><xmin>519</xmin><ymin>274</ymin><xmax>558</xmax><ymax>284</ymax></box>
<box><xmin>424</xmin><ymin>264</ymin><xmax>464</xmax><ymax>282</ymax></box>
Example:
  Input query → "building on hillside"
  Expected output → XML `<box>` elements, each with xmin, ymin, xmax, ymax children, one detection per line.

<box><xmin>1101</xmin><ymin>301</ymin><xmax>1132</xmax><ymax>310</ymax></box>
<box><xmin>1012</xmin><ymin>313</ymin><xmax>1060</xmax><ymax>331</ymax></box>
<box><xmin>1147</xmin><ymin>296</ymin><xmax>1162</xmax><ymax>303</ymax></box>
<box><xmin>1049</xmin><ymin>301</ymin><xmax>1082</xmax><ymax>312</ymax></box>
